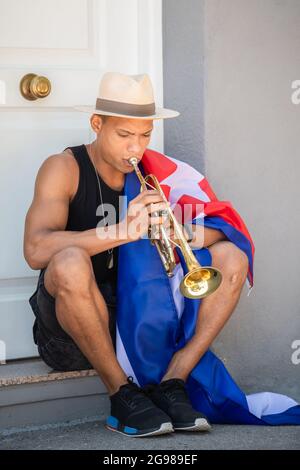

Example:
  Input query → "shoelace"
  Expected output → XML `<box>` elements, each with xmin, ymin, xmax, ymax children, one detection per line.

<box><xmin>163</xmin><ymin>380</ymin><xmax>188</xmax><ymax>401</ymax></box>
<box><xmin>120</xmin><ymin>377</ymin><xmax>150</xmax><ymax>410</ymax></box>
<box><xmin>145</xmin><ymin>379</ymin><xmax>188</xmax><ymax>402</ymax></box>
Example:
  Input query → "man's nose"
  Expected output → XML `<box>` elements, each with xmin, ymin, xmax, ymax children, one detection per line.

<box><xmin>128</xmin><ymin>139</ymin><xmax>142</xmax><ymax>154</ymax></box>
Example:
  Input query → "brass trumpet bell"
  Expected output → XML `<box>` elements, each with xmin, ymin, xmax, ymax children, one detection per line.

<box><xmin>180</xmin><ymin>267</ymin><xmax>222</xmax><ymax>299</ymax></box>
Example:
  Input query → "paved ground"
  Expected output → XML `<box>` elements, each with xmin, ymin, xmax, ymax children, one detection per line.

<box><xmin>1</xmin><ymin>416</ymin><xmax>299</xmax><ymax>450</ymax></box>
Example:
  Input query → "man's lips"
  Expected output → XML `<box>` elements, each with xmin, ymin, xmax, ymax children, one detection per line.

<box><xmin>123</xmin><ymin>158</ymin><xmax>141</xmax><ymax>167</ymax></box>
<box><xmin>123</xmin><ymin>159</ymin><xmax>133</xmax><ymax>167</ymax></box>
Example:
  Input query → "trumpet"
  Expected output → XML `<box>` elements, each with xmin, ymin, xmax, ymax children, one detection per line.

<box><xmin>129</xmin><ymin>157</ymin><xmax>222</xmax><ymax>299</ymax></box>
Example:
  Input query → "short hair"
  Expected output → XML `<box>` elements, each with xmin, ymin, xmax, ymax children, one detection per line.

<box><xmin>97</xmin><ymin>114</ymin><xmax>109</xmax><ymax>124</ymax></box>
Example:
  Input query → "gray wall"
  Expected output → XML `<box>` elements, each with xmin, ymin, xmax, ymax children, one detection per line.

<box><xmin>163</xmin><ymin>0</ymin><xmax>300</xmax><ymax>400</ymax></box>
<box><xmin>163</xmin><ymin>0</ymin><xmax>205</xmax><ymax>172</ymax></box>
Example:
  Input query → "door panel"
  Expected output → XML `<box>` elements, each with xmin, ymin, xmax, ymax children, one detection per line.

<box><xmin>0</xmin><ymin>0</ymin><xmax>163</xmax><ymax>360</ymax></box>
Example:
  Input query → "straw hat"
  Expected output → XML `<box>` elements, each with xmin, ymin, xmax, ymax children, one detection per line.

<box><xmin>75</xmin><ymin>72</ymin><xmax>179</xmax><ymax>120</ymax></box>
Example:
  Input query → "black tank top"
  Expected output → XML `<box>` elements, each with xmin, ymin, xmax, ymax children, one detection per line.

<box><xmin>64</xmin><ymin>144</ymin><xmax>123</xmax><ymax>287</ymax></box>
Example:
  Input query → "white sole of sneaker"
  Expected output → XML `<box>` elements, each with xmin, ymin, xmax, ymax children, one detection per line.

<box><xmin>105</xmin><ymin>421</ymin><xmax>174</xmax><ymax>438</ymax></box>
<box><xmin>174</xmin><ymin>418</ymin><xmax>212</xmax><ymax>432</ymax></box>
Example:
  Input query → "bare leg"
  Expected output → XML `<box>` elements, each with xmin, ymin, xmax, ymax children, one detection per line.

<box><xmin>162</xmin><ymin>241</ymin><xmax>249</xmax><ymax>382</ymax></box>
<box><xmin>44</xmin><ymin>246</ymin><xmax>128</xmax><ymax>395</ymax></box>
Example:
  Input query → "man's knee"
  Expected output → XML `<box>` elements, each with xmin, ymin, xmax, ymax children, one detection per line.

<box><xmin>46</xmin><ymin>247</ymin><xmax>93</xmax><ymax>296</ymax></box>
<box><xmin>209</xmin><ymin>240</ymin><xmax>248</xmax><ymax>287</ymax></box>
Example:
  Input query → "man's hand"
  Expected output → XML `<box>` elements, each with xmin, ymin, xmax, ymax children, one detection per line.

<box><xmin>120</xmin><ymin>189</ymin><xmax>170</xmax><ymax>242</ymax></box>
<box><xmin>150</xmin><ymin>221</ymin><xmax>192</xmax><ymax>246</ymax></box>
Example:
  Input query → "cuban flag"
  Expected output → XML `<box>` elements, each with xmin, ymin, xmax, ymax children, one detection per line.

<box><xmin>116</xmin><ymin>148</ymin><xmax>300</xmax><ymax>425</ymax></box>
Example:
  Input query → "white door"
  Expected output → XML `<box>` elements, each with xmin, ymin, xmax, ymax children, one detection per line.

<box><xmin>0</xmin><ymin>0</ymin><xmax>163</xmax><ymax>361</ymax></box>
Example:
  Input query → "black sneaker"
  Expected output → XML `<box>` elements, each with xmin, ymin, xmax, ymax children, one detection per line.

<box><xmin>106</xmin><ymin>376</ymin><xmax>174</xmax><ymax>437</ymax></box>
<box><xmin>143</xmin><ymin>378</ymin><xmax>211</xmax><ymax>432</ymax></box>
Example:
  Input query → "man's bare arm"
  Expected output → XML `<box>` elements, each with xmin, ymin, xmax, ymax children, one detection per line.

<box><xmin>183</xmin><ymin>224</ymin><xmax>226</xmax><ymax>248</ymax></box>
<box><xmin>23</xmin><ymin>155</ymin><xmax>129</xmax><ymax>270</ymax></box>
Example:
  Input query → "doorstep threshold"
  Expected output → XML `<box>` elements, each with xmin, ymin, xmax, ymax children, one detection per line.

<box><xmin>0</xmin><ymin>357</ymin><xmax>97</xmax><ymax>387</ymax></box>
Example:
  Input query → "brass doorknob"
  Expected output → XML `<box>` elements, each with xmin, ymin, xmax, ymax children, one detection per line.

<box><xmin>20</xmin><ymin>73</ymin><xmax>51</xmax><ymax>101</ymax></box>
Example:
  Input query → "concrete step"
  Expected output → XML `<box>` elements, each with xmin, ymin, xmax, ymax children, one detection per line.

<box><xmin>0</xmin><ymin>358</ymin><xmax>109</xmax><ymax>431</ymax></box>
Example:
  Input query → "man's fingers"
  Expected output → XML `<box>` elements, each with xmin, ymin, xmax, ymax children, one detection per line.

<box><xmin>147</xmin><ymin>202</ymin><xmax>169</xmax><ymax>215</ymax></box>
<box><xmin>134</xmin><ymin>189</ymin><xmax>161</xmax><ymax>202</ymax></box>
<box><xmin>150</xmin><ymin>215</ymin><xmax>167</xmax><ymax>225</ymax></box>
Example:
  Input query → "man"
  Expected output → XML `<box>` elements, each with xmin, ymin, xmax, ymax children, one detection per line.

<box><xmin>24</xmin><ymin>72</ymin><xmax>249</xmax><ymax>437</ymax></box>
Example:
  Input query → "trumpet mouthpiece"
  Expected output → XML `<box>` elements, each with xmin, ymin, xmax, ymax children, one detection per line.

<box><xmin>128</xmin><ymin>157</ymin><xmax>138</xmax><ymax>166</ymax></box>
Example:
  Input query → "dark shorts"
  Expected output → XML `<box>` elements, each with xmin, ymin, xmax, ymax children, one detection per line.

<box><xmin>29</xmin><ymin>269</ymin><xmax>117</xmax><ymax>372</ymax></box>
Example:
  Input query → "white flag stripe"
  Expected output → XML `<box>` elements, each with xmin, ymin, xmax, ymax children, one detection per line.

<box><xmin>168</xmin><ymin>263</ymin><xmax>185</xmax><ymax>319</ymax></box>
<box><xmin>116</xmin><ymin>326</ymin><xmax>140</xmax><ymax>386</ymax></box>
<box><xmin>246</xmin><ymin>392</ymin><xmax>298</xmax><ymax>418</ymax></box>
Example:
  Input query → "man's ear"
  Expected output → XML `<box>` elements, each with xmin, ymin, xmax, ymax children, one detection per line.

<box><xmin>90</xmin><ymin>114</ymin><xmax>104</xmax><ymax>133</ymax></box>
